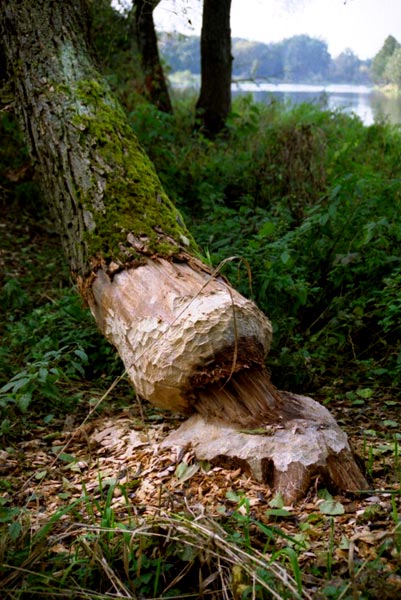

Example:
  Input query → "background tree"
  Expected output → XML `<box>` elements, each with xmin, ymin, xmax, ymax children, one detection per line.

<box><xmin>371</xmin><ymin>35</ymin><xmax>400</xmax><ymax>84</ymax></box>
<box><xmin>160</xmin><ymin>33</ymin><xmax>372</xmax><ymax>85</ymax></box>
<box><xmin>330</xmin><ymin>48</ymin><xmax>365</xmax><ymax>83</ymax></box>
<box><xmin>282</xmin><ymin>35</ymin><xmax>330</xmax><ymax>82</ymax></box>
<box><xmin>89</xmin><ymin>0</ymin><xmax>171</xmax><ymax>113</ymax></box>
<box><xmin>1</xmin><ymin>0</ymin><xmax>367</xmax><ymax>503</ymax></box>
<box><xmin>158</xmin><ymin>31</ymin><xmax>200</xmax><ymax>74</ymax></box>
<box><xmin>128</xmin><ymin>0</ymin><xmax>172</xmax><ymax>113</ymax></box>
<box><xmin>195</xmin><ymin>0</ymin><xmax>233</xmax><ymax>136</ymax></box>
<box><xmin>384</xmin><ymin>47</ymin><xmax>401</xmax><ymax>89</ymax></box>
<box><xmin>232</xmin><ymin>39</ymin><xmax>284</xmax><ymax>80</ymax></box>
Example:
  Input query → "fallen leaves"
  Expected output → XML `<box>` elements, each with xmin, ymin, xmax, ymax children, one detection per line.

<box><xmin>1</xmin><ymin>397</ymin><xmax>400</xmax><ymax>597</ymax></box>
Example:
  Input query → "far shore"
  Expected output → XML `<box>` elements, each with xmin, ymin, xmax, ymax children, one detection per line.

<box><xmin>375</xmin><ymin>83</ymin><xmax>401</xmax><ymax>96</ymax></box>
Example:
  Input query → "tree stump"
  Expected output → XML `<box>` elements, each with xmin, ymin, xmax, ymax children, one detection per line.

<box><xmin>88</xmin><ymin>257</ymin><xmax>368</xmax><ymax>503</ymax></box>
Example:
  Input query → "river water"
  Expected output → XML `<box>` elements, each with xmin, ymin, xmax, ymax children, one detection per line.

<box><xmin>232</xmin><ymin>82</ymin><xmax>401</xmax><ymax>126</ymax></box>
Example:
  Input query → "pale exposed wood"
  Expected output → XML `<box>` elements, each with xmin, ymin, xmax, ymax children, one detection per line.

<box><xmin>88</xmin><ymin>258</ymin><xmax>273</xmax><ymax>413</ymax></box>
<box><xmin>162</xmin><ymin>387</ymin><xmax>368</xmax><ymax>504</ymax></box>
<box><xmin>88</xmin><ymin>258</ymin><xmax>367</xmax><ymax>502</ymax></box>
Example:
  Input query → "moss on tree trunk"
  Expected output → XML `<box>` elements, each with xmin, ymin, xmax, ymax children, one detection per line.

<box><xmin>1</xmin><ymin>0</ymin><xmax>193</xmax><ymax>277</ymax></box>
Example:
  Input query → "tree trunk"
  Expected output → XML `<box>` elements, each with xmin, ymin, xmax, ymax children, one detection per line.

<box><xmin>195</xmin><ymin>0</ymin><xmax>233</xmax><ymax>137</ymax></box>
<box><xmin>129</xmin><ymin>0</ymin><xmax>172</xmax><ymax>114</ymax></box>
<box><xmin>1</xmin><ymin>0</ymin><xmax>367</xmax><ymax>503</ymax></box>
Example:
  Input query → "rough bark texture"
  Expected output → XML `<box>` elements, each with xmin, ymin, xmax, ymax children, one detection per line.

<box><xmin>1</xmin><ymin>0</ymin><xmax>188</xmax><ymax>277</ymax></box>
<box><xmin>129</xmin><ymin>0</ymin><xmax>172</xmax><ymax>114</ymax></box>
<box><xmin>195</xmin><ymin>0</ymin><xmax>233</xmax><ymax>136</ymax></box>
<box><xmin>1</xmin><ymin>0</ymin><xmax>368</xmax><ymax>502</ymax></box>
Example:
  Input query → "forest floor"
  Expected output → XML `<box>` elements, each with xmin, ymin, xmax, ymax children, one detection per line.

<box><xmin>1</xmin><ymin>205</ymin><xmax>401</xmax><ymax>599</ymax></box>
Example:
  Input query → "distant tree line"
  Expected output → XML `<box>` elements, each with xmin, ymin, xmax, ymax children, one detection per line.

<box><xmin>159</xmin><ymin>33</ymin><xmax>372</xmax><ymax>84</ymax></box>
<box><xmin>371</xmin><ymin>35</ymin><xmax>401</xmax><ymax>88</ymax></box>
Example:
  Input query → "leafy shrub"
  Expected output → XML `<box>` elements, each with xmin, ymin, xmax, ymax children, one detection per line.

<box><xmin>0</xmin><ymin>290</ymin><xmax>122</xmax><ymax>431</ymax></box>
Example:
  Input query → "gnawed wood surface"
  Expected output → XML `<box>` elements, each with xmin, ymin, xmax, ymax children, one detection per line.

<box><xmin>163</xmin><ymin>383</ymin><xmax>368</xmax><ymax>504</ymax></box>
<box><xmin>88</xmin><ymin>258</ymin><xmax>272</xmax><ymax>413</ymax></box>
<box><xmin>88</xmin><ymin>259</ymin><xmax>367</xmax><ymax>502</ymax></box>
<box><xmin>2</xmin><ymin>0</ymin><xmax>367</xmax><ymax>503</ymax></box>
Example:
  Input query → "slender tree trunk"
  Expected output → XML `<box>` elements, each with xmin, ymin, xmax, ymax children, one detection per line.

<box><xmin>129</xmin><ymin>0</ymin><xmax>172</xmax><ymax>114</ymax></box>
<box><xmin>1</xmin><ymin>0</ymin><xmax>367</xmax><ymax>503</ymax></box>
<box><xmin>195</xmin><ymin>0</ymin><xmax>233</xmax><ymax>136</ymax></box>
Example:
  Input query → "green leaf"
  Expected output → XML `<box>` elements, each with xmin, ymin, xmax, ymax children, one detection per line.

<box><xmin>265</xmin><ymin>508</ymin><xmax>291</xmax><ymax>518</ymax></box>
<box><xmin>259</xmin><ymin>221</ymin><xmax>275</xmax><ymax>237</ymax></box>
<box><xmin>74</xmin><ymin>347</ymin><xmax>88</xmax><ymax>363</ymax></box>
<box><xmin>0</xmin><ymin>507</ymin><xmax>20</xmax><ymax>523</ymax></box>
<box><xmin>274</xmin><ymin>547</ymin><xmax>303</xmax><ymax>595</ymax></box>
<box><xmin>199</xmin><ymin>460</ymin><xmax>211</xmax><ymax>472</ymax></box>
<box><xmin>357</xmin><ymin>388</ymin><xmax>373</xmax><ymax>399</ymax></box>
<box><xmin>8</xmin><ymin>521</ymin><xmax>22</xmax><ymax>541</ymax></box>
<box><xmin>58</xmin><ymin>453</ymin><xmax>76</xmax><ymax>463</ymax></box>
<box><xmin>318</xmin><ymin>488</ymin><xmax>332</xmax><ymax>500</ymax></box>
<box><xmin>269</xmin><ymin>492</ymin><xmax>285</xmax><ymax>508</ymax></box>
<box><xmin>175</xmin><ymin>461</ymin><xmax>199</xmax><ymax>482</ymax></box>
<box><xmin>38</xmin><ymin>367</ymin><xmax>49</xmax><ymax>382</ymax></box>
<box><xmin>280</xmin><ymin>250</ymin><xmax>291</xmax><ymax>265</ymax></box>
<box><xmin>70</xmin><ymin>360</ymin><xmax>85</xmax><ymax>376</ymax></box>
<box><xmin>1</xmin><ymin>377</ymin><xmax>30</xmax><ymax>393</ymax></box>
<box><xmin>373</xmin><ymin>444</ymin><xmax>393</xmax><ymax>455</ymax></box>
<box><xmin>319</xmin><ymin>499</ymin><xmax>345</xmax><ymax>515</ymax></box>
<box><xmin>226</xmin><ymin>490</ymin><xmax>241</xmax><ymax>502</ymax></box>
<box><xmin>16</xmin><ymin>393</ymin><xmax>32</xmax><ymax>413</ymax></box>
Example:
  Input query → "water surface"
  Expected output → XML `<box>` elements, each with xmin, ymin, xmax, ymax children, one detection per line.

<box><xmin>232</xmin><ymin>82</ymin><xmax>401</xmax><ymax>126</ymax></box>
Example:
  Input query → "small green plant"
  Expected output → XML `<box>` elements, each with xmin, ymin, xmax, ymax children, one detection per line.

<box><xmin>222</xmin><ymin>490</ymin><xmax>306</xmax><ymax>597</ymax></box>
<box><xmin>0</xmin><ymin>288</ymin><xmax>123</xmax><ymax>437</ymax></box>
<box><xmin>0</xmin><ymin>346</ymin><xmax>88</xmax><ymax>413</ymax></box>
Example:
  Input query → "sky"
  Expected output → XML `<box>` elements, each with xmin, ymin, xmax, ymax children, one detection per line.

<box><xmin>153</xmin><ymin>0</ymin><xmax>401</xmax><ymax>60</ymax></box>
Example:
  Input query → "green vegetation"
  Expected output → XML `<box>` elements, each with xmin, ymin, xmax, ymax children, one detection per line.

<box><xmin>89</xmin><ymin>5</ymin><xmax>372</xmax><ymax>89</ymax></box>
<box><xmin>128</xmin><ymin>96</ymin><xmax>401</xmax><ymax>394</ymax></box>
<box><xmin>371</xmin><ymin>35</ymin><xmax>401</xmax><ymax>89</ymax></box>
<box><xmin>72</xmin><ymin>77</ymin><xmax>194</xmax><ymax>264</ymax></box>
<box><xmin>1</xmin><ymin>82</ymin><xmax>401</xmax><ymax>599</ymax></box>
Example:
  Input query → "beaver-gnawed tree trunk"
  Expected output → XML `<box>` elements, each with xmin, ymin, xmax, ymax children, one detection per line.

<box><xmin>1</xmin><ymin>0</ymin><xmax>367</xmax><ymax>503</ymax></box>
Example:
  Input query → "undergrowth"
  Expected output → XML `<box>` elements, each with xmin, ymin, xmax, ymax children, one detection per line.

<box><xmin>1</xmin><ymin>471</ymin><xmax>400</xmax><ymax>599</ymax></box>
<box><xmin>129</xmin><ymin>96</ymin><xmax>401</xmax><ymax>393</ymax></box>
<box><xmin>0</xmin><ymin>483</ymin><xmax>306</xmax><ymax>600</ymax></box>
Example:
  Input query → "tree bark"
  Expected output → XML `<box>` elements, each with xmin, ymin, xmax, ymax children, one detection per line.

<box><xmin>195</xmin><ymin>0</ymin><xmax>233</xmax><ymax>137</ymax></box>
<box><xmin>129</xmin><ymin>0</ymin><xmax>173</xmax><ymax>114</ymax></box>
<box><xmin>1</xmin><ymin>0</ymin><xmax>367</xmax><ymax>503</ymax></box>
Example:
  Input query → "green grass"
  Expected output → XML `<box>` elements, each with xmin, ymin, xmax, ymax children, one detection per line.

<box><xmin>0</xmin><ymin>493</ymin><xmax>305</xmax><ymax>599</ymax></box>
